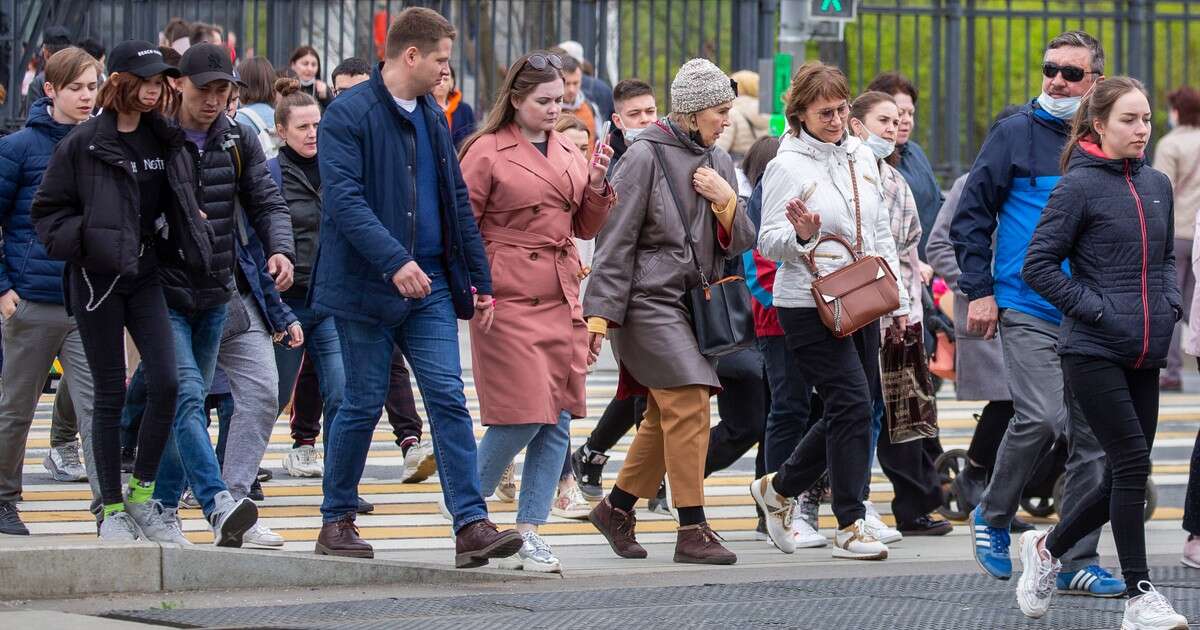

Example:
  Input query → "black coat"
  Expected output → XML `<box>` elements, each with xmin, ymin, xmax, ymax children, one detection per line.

<box><xmin>267</xmin><ymin>149</ymin><xmax>320</xmax><ymax>297</ymax></box>
<box><xmin>1023</xmin><ymin>142</ymin><xmax>1181</xmax><ymax>369</ymax></box>
<box><xmin>31</xmin><ymin>109</ymin><xmax>213</xmax><ymax>280</ymax></box>
<box><xmin>158</xmin><ymin>114</ymin><xmax>295</xmax><ymax>313</ymax></box>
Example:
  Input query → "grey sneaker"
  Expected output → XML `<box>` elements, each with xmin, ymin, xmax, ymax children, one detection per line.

<box><xmin>208</xmin><ymin>491</ymin><xmax>257</xmax><ymax>548</ymax></box>
<box><xmin>43</xmin><ymin>441</ymin><xmax>87</xmax><ymax>482</ymax></box>
<box><xmin>98</xmin><ymin>511</ymin><xmax>140</xmax><ymax>541</ymax></box>
<box><xmin>159</xmin><ymin>505</ymin><xmax>193</xmax><ymax>546</ymax></box>
<box><xmin>495</xmin><ymin>530</ymin><xmax>562</xmax><ymax>573</ymax></box>
<box><xmin>126</xmin><ymin>499</ymin><xmax>190</xmax><ymax>545</ymax></box>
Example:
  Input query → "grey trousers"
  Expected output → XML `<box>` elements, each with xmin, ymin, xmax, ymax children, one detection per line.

<box><xmin>981</xmin><ymin>309</ymin><xmax>1104</xmax><ymax>572</ymax></box>
<box><xmin>50</xmin><ymin>376</ymin><xmax>78</xmax><ymax>447</ymax></box>
<box><xmin>217</xmin><ymin>291</ymin><xmax>280</xmax><ymax>501</ymax></box>
<box><xmin>0</xmin><ymin>301</ymin><xmax>100</xmax><ymax>512</ymax></box>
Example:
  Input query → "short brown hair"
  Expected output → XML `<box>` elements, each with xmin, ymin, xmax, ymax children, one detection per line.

<box><xmin>239</xmin><ymin>57</ymin><xmax>277</xmax><ymax>106</ymax></box>
<box><xmin>555</xmin><ymin>113</ymin><xmax>591</xmax><ymax>140</ymax></box>
<box><xmin>613</xmin><ymin>79</ymin><xmax>654</xmax><ymax>106</ymax></box>
<box><xmin>386</xmin><ymin>8</ymin><xmax>456</xmax><ymax>58</ymax></box>
<box><xmin>1168</xmin><ymin>86</ymin><xmax>1200</xmax><ymax>127</ymax></box>
<box><xmin>163</xmin><ymin>18</ymin><xmax>190</xmax><ymax>44</ymax></box>
<box><xmin>158</xmin><ymin>45</ymin><xmax>181</xmax><ymax>68</ymax></box>
<box><xmin>867</xmin><ymin>72</ymin><xmax>918</xmax><ymax>106</ymax></box>
<box><xmin>96</xmin><ymin>71</ymin><xmax>176</xmax><ymax>115</ymax></box>
<box><xmin>784</xmin><ymin>62</ymin><xmax>850</xmax><ymax>136</ymax></box>
<box><xmin>44</xmin><ymin>47</ymin><xmax>102</xmax><ymax>91</ymax></box>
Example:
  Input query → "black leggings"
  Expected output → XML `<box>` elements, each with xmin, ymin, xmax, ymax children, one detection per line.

<box><xmin>967</xmin><ymin>400</ymin><xmax>1015</xmax><ymax>469</ymax></box>
<box><xmin>1046</xmin><ymin>355</ymin><xmax>1158</xmax><ymax>597</ymax></box>
<box><xmin>69</xmin><ymin>262</ymin><xmax>179</xmax><ymax>507</ymax></box>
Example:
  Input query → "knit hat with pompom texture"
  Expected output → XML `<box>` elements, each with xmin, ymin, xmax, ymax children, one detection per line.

<box><xmin>670</xmin><ymin>58</ymin><xmax>736</xmax><ymax>114</ymax></box>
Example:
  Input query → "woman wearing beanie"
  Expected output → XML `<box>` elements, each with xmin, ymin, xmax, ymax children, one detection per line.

<box><xmin>750</xmin><ymin>62</ymin><xmax>909</xmax><ymax>561</ymax></box>
<box><xmin>584</xmin><ymin>57</ymin><xmax>756</xmax><ymax>565</ymax></box>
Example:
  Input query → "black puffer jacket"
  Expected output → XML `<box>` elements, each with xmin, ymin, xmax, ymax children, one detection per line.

<box><xmin>160</xmin><ymin>114</ymin><xmax>294</xmax><ymax>312</ymax></box>
<box><xmin>1023</xmin><ymin>141</ymin><xmax>1181</xmax><ymax>369</ymax></box>
<box><xmin>268</xmin><ymin>149</ymin><xmax>320</xmax><ymax>298</ymax></box>
<box><xmin>31</xmin><ymin>109</ymin><xmax>213</xmax><ymax>279</ymax></box>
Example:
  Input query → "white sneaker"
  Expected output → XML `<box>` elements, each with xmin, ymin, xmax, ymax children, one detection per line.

<box><xmin>283</xmin><ymin>445</ymin><xmax>324</xmax><ymax>478</ymax></box>
<box><xmin>551</xmin><ymin>484</ymin><xmax>591</xmax><ymax>520</ymax></box>
<box><xmin>98</xmin><ymin>511</ymin><xmax>140</xmax><ymax>541</ymax></box>
<box><xmin>1016</xmin><ymin>529</ymin><xmax>1060</xmax><ymax>619</ymax></box>
<box><xmin>791</xmin><ymin>513</ymin><xmax>828</xmax><ymax>548</ymax></box>
<box><xmin>44</xmin><ymin>441</ymin><xmax>87</xmax><ymax>482</ymax></box>
<box><xmin>126</xmin><ymin>499</ymin><xmax>189</xmax><ymax>545</ymax></box>
<box><xmin>1123</xmin><ymin>581</ymin><xmax>1188</xmax><ymax>630</ymax></box>
<box><xmin>495</xmin><ymin>462</ymin><xmax>517</xmax><ymax>502</ymax></box>
<box><xmin>208</xmin><ymin>491</ymin><xmax>258</xmax><ymax>548</ymax></box>
<box><xmin>749</xmin><ymin>474</ymin><xmax>796</xmax><ymax>554</ymax></box>
<box><xmin>244</xmin><ymin>522</ymin><xmax>285</xmax><ymax>548</ymax></box>
<box><xmin>494</xmin><ymin>531</ymin><xmax>562</xmax><ymax>573</ymax></box>
<box><xmin>833</xmin><ymin>519</ymin><xmax>888</xmax><ymax>560</ymax></box>
<box><xmin>400</xmin><ymin>442</ymin><xmax>437</xmax><ymax>484</ymax></box>
<box><xmin>864</xmin><ymin>501</ymin><xmax>903</xmax><ymax>544</ymax></box>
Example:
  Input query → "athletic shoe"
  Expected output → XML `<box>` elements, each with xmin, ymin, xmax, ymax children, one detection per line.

<box><xmin>495</xmin><ymin>530</ymin><xmax>562</xmax><ymax>573</ymax></box>
<box><xmin>1016</xmin><ymin>528</ymin><xmax>1060</xmax><ymax>619</ymax></box>
<box><xmin>551</xmin><ymin>484</ymin><xmax>591</xmax><ymax>520</ymax></box>
<box><xmin>1057</xmin><ymin>565</ymin><xmax>1125</xmax><ymax>598</ymax></box>
<box><xmin>863</xmin><ymin>501</ymin><xmax>902</xmax><ymax>544</ymax></box>
<box><xmin>249</xmin><ymin>480</ymin><xmax>265</xmax><ymax>502</ymax></box>
<box><xmin>0</xmin><ymin>501</ymin><xmax>30</xmax><ymax>536</ymax></box>
<box><xmin>401</xmin><ymin>441</ymin><xmax>437</xmax><ymax>484</ymax></box>
<box><xmin>159</xmin><ymin>506</ymin><xmax>193</xmax><ymax>546</ymax></box>
<box><xmin>833</xmin><ymin>519</ymin><xmax>888</xmax><ymax>560</ymax></box>
<box><xmin>43</xmin><ymin>441</ymin><xmax>87</xmax><ymax>482</ymax></box>
<box><xmin>571</xmin><ymin>445</ymin><xmax>608</xmax><ymax>501</ymax></box>
<box><xmin>495</xmin><ymin>462</ymin><xmax>517</xmax><ymax>502</ymax></box>
<box><xmin>256</xmin><ymin>467</ymin><xmax>273</xmax><ymax>483</ymax></box>
<box><xmin>797</xmin><ymin>484</ymin><xmax>821</xmax><ymax>529</ymax></box>
<box><xmin>897</xmin><ymin>515</ymin><xmax>953</xmax><ymax>536</ymax></box>
<box><xmin>208</xmin><ymin>491</ymin><xmax>257</xmax><ymax>548</ymax></box>
<box><xmin>283</xmin><ymin>445</ymin><xmax>323</xmax><ymax>478</ymax></box>
<box><xmin>356</xmin><ymin>496</ymin><xmax>374</xmax><ymax>514</ymax></box>
<box><xmin>244</xmin><ymin>522</ymin><xmax>285</xmax><ymax>548</ymax></box>
<box><xmin>1123</xmin><ymin>581</ymin><xmax>1188</xmax><ymax>630</ymax></box>
<box><xmin>126</xmin><ymin>499</ymin><xmax>188</xmax><ymax>544</ymax></box>
<box><xmin>749</xmin><ymin>473</ymin><xmax>796</xmax><ymax>554</ymax></box>
<box><xmin>648</xmin><ymin>482</ymin><xmax>672</xmax><ymax>516</ymax></box>
<box><xmin>180</xmin><ymin>489</ymin><xmax>200</xmax><ymax>510</ymax></box>
<box><xmin>791</xmin><ymin>512</ymin><xmax>828</xmax><ymax>548</ymax></box>
<box><xmin>1181</xmin><ymin>534</ymin><xmax>1200</xmax><ymax>569</ymax></box>
<box><xmin>98</xmin><ymin>511</ymin><xmax>140</xmax><ymax>541</ymax></box>
<box><xmin>971</xmin><ymin>505</ymin><xmax>1012</xmax><ymax>579</ymax></box>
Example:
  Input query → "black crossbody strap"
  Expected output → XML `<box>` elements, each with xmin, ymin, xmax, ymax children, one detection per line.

<box><xmin>649</xmin><ymin>142</ymin><xmax>709</xmax><ymax>290</ymax></box>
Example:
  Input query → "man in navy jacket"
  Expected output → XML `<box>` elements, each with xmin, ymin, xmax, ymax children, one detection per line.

<box><xmin>312</xmin><ymin>7</ymin><xmax>520</xmax><ymax>567</ymax></box>
<box><xmin>950</xmin><ymin>31</ymin><xmax>1122</xmax><ymax>596</ymax></box>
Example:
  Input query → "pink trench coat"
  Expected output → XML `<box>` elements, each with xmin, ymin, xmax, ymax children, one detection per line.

<box><xmin>460</xmin><ymin>123</ymin><xmax>615</xmax><ymax>425</ymax></box>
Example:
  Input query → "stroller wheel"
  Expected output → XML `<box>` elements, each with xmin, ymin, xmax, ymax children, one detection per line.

<box><xmin>1052</xmin><ymin>476</ymin><xmax>1158</xmax><ymax>522</ymax></box>
<box><xmin>935</xmin><ymin>449</ymin><xmax>971</xmax><ymax>520</ymax></box>
<box><xmin>1021</xmin><ymin>493</ymin><xmax>1057</xmax><ymax>518</ymax></box>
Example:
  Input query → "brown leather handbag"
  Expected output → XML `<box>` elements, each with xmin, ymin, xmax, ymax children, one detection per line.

<box><xmin>802</xmin><ymin>155</ymin><xmax>901</xmax><ymax>338</ymax></box>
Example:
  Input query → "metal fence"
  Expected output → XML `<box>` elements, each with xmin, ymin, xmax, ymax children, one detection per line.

<box><xmin>6</xmin><ymin>1</ymin><xmax>1200</xmax><ymax>180</ymax></box>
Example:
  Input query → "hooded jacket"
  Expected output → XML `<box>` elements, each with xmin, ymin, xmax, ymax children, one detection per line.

<box><xmin>0</xmin><ymin>97</ymin><xmax>74</xmax><ymax>303</ymax></box>
<box><xmin>1023</xmin><ymin>142</ymin><xmax>1179</xmax><ymax>369</ymax></box>
<box><xmin>758</xmin><ymin>129</ymin><xmax>910</xmax><ymax>315</ymax></box>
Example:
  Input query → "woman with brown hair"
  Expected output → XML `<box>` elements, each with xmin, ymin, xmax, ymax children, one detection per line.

<box><xmin>31</xmin><ymin>41</ymin><xmax>213</xmax><ymax>542</ymax></box>
<box><xmin>458</xmin><ymin>50</ymin><xmax>615</xmax><ymax>572</ymax></box>
<box><xmin>289</xmin><ymin>45</ymin><xmax>330</xmax><ymax>109</ymax></box>
<box><xmin>235</xmin><ymin>57</ymin><xmax>280</xmax><ymax>158</ymax></box>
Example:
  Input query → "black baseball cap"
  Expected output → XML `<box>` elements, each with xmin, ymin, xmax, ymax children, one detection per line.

<box><xmin>108</xmin><ymin>40</ymin><xmax>182</xmax><ymax>79</ymax></box>
<box><xmin>179</xmin><ymin>43</ymin><xmax>243</xmax><ymax>87</ymax></box>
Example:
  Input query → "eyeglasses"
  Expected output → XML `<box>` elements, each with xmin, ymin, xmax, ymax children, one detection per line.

<box><xmin>1042</xmin><ymin>62</ymin><xmax>1099</xmax><ymax>83</ymax></box>
<box><xmin>524</xmin><ymin>53</ymin><xmax>563</xmax><ymax>72</ymax></box>
<box><xmin>814</xmin><ymin>103</ymin><xmax>850</xmax><ymax>123</ymax></box>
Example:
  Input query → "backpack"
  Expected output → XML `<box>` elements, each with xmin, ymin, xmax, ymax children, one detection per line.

<box><xmin>237</xmin><ymin>105</ymin><xmax>279</xmax><ymax>160</ymax></box>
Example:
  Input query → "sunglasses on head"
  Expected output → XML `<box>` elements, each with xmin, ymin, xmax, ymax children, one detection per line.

<box><xmin>1042</xmin><ymin>61</ymin><xmax>1098</xmax><ymax>83</ymax></box>
<box><xmin>524</xmin><ymin>53</ymin><xmax>563</xmax><ymax>71</ymax></box>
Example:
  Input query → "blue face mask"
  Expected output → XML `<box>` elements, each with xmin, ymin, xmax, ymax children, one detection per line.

<box><xmin>1037</xmin><ymin>91</ymin><xmax>1082</xmax><ymax>120</ymax></box>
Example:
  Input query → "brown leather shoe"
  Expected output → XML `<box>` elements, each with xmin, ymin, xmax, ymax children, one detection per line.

<box><xmin>315</xmin><ymin>514</ymin><xmax>373</xmax><ymax>558</ymax></box>
<box><xmin>588</xmin><ymin>497</ymin><xmax>647</xmax><ymax>559</ymax></box>
<box><xmin>674</xmin><ymin>522</ymin><xmax>736</xmax><ymax>565</ymax></box>
<box><xmin>455</xmin><ymin>519</ymin><xmax>523</xmax><ymax>568</ymax></box>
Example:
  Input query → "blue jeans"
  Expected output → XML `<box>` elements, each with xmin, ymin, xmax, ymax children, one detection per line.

<box><xmin>153</xmin><ymin>304</ymin><xmax>230</xmax><ymax>517</ymax></box>
<box><xmin>321</xmin><ymin>271</ymin><xmax>488</xmax><ymax>530</ymax></box>
<box><xmin>274</xmin><ymin>300</ymin><xmax>344</xmax><ymax>438</ymax></box>
<box><xmin>120</xmin><ymin>368</ymin><xmax>147</xmax><ymax>450</ymax></box>
<box><xmin>477</xmin><ymin>410</ymin><xmax>571</xmax><ymax>526</ymax></box>
<box><xmin>208</xmin><ymin>392</ymin><xmax>235</xmax><ymax>467</ymax></box>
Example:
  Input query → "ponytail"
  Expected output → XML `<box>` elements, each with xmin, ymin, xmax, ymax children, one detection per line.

<box><xmin>1059</xmin><ymin>76</ymin><xmax>1145</xmax><ymax>173</ymax></box>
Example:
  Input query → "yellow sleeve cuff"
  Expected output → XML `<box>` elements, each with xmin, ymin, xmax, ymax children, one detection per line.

<box><xmin>587</xmin><ymin>317</ymin><xmax>609</xmax><ymax>336</ymax></box>
<box><xmin>711</xmin><ymin>195</ymin><xmax>737</xmax><ymax>215</ymax></box>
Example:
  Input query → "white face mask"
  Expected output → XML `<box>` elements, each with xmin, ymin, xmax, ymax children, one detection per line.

<box><xmin>1037</xmin><ymin>91</ymin><xmax>1082</xmax><ymax>120</ymax></box>
<box><xmin>623</xmin><ymin>126</ymin><xmax>645</xmax><ymax>142</ymax></box>
<box><xmin>863</xmin><ymin>131</ymin><xmax>896</xmax><ymax>160</ymax></box>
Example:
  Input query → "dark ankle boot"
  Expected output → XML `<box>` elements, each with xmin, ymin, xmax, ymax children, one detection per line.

<box><xmin>315</xmin><ymin>514</ymin><xmax>373</xmax><ymax>558</ymax></box>
<box><xmin>454</xmin><ymin>519</ymin><xmax>523</xmax><ymax>568</ymax></box>
<box><xmin>674</xmin><ymin>522</ymin><xmax>736</xmax><ymax>565</ymax></box>
<box><xmin>588</xmin><ymin>497</ymin><xmax>648</xmax><ymax>558</ymax></box>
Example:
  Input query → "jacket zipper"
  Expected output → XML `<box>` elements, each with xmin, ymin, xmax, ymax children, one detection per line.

<box><xmin>1126</xmin><ymin>160</ymin><xmax>1151</xmax><ymax>368</ymax></box>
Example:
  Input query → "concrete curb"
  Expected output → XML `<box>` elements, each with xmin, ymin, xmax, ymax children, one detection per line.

<box><xmin>0</xmin><ymin>538</ymin><xmax>551</xmax><ymax>600</ymax></box>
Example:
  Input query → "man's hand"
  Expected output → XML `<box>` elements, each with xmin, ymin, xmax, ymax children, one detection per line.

<box><xmin>274</xmin><ymin>322</ymin><xmax>304</xmax><ymax>348</ymax></box>
<box><xmin>967</xmin><ymin>295</ymin><xmax>1000</xmax><ymax>340</ymax></box>
<box><xmin>475</xmin><ymin>293</ymin><xmax>495</xmax><ymax>332</ymax></box>
<box><xmin>0</xmin><ymin>290</ymin><xmax>19</xmax><ymax>320</ymax></box>
<box><xmin>393</xmin><ymin>260</ymin><xmax>432</xmax><ymax>298</ymax></box>
<box><xmin>267</xmin><ymin>254</ymin><xmax>294</xmax><ymax>292</ymax></box>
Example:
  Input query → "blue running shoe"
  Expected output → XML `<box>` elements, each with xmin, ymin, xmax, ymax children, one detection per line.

<box><xmin>971</xmin><ymin>505</ymin><xmax>1012</xmax><ymax>579</ymax></box>
<box><xmin>1056</xmin><ymin>565</ymin><xmax>1125</xmax><ymax>598</ymax></box>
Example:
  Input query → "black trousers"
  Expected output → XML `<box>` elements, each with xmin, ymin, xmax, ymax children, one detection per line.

<box><xmin>69</xmin><ymin>260</ymin><xmax>178</xmax><ymax>506</ymax></box>
<box><xmin>772</xmin><ymin>308</ymin><xmax>876</xmax><ymax>528</ymax></box>
<box><xmin>290</xmin><ymin>346</ymin><xmax>419</xmax><ymax>446</ymax></box>
<box><xmin>1047</xmin><ymin>355</ymin><xmax>1158</xmax><ymax>596</ymax></box>
<box><xmin>967</xmin><ymin>400</ymin><xmax>1015</xmax><ymax>469</ymax></box>
<box><xmin>873</xmin><ymin>411</ymin><xmax>944</xmax><ymax>524</ymax></box>
<box><xmin>587</xmin><ymin>395</ymin><xmax>646</xmax><ymax>453</ymax></box>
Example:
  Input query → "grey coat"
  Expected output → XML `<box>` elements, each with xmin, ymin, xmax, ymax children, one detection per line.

<box><xmin>926</xmin><ymin>174</ymin><xmax>1011</xmax><ymax>402</ymax></box>
<box><xmin>584</xmin><ymin>121</ymin><xmax>756</xmax><ymax>390</ymax></box>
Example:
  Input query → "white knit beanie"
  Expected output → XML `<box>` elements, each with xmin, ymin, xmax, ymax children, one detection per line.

<box><xmin>670</xmin><ymin>58</ymin><xmax>736</xmax><ymax>114</ymax></box>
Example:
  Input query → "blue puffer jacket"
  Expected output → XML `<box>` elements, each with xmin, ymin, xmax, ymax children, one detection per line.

<box><xmin>1023</xmin><ymin>142</ymin><xmax>1180</xmax><ymax>369</ymax></box>
<box><xmin>0</xmin><ymin>97</ymin><xmax>75</xmax><ymax>303</ymax></box>
<box><xmin>312</xmin><ymin>64</ymin><xmax>490</xmax><ymax>325</ymax></box>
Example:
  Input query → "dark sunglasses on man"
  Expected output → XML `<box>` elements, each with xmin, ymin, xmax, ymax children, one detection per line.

<box><xmin>1042</xmin><ymin>61</ymin><xmax>1099</xmax><ymax>83</ymax></box>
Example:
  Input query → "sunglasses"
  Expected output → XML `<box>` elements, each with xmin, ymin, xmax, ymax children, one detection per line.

<box><xmin>524</xmin><ymin>53</ymin><xmax>563</xmax><ymax>71</ymax></box>
<box><xmin>1042</xmin><ymin>62</ymin><xmax>1098</xmax><ymax>83</ymax></box>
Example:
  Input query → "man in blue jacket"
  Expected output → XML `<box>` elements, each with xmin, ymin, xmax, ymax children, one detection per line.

<box><xmin>312</xmin><ymin>7</ymin><xmax>520</xmax><ymax>567</ymax></box>
<box><xmin>951</xmin><ymin>31</ymin><xmax>1122</xmax><ymax>596</ymax></box>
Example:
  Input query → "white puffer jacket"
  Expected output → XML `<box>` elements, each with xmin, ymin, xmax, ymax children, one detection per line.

<box><xmin>758</xmin><ymin>130</ymin><xmax>910</xmax><ymax>315</ymax></box>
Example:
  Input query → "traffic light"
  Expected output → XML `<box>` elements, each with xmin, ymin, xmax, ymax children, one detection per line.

<box><xmin>810</xmin><ymin>0</ymin><xmax>856</xmax><ymax>20</ymax></box>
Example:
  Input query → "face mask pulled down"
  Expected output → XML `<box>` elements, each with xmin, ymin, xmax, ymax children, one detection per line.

<box><xmin>863</xmin><ymin>131</ymin><xmax>895</xmax><ymax>160</ymax></box>
<box><xmin>1037</xmin><ymin>91</ymin><xmax>1082</xmax><ymax>120</ymax></box>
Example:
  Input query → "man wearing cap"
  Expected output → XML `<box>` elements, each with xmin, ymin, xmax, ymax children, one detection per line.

<box><xmin>147</xmin><ymin>42</ymin><xmax>295</xmax><ymax>548</ymax></box>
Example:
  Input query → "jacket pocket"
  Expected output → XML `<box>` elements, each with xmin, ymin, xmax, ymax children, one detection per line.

<box><xmin>632</xmin><ymin>249</ymin><xmax>664</xmax><ymax>285</ymax></box>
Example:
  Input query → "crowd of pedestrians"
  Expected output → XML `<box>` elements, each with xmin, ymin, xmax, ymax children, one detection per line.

<box><xmin>3</xmin><ymin>8</ymin><xmax>1200</xmax><ymax>629</ymax></box>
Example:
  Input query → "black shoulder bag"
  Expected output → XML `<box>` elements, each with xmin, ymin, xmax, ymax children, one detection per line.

<box><xmin>648</xmin><ymin>142</ymin><xmax>754</xmax><ymax>358</ymax></box>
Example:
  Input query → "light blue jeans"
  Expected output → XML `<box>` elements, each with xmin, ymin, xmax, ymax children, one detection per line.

<box><xmin>477</xmin><ymin>410</ymin><xmax>572</xmax><ymax>525</ymax></box>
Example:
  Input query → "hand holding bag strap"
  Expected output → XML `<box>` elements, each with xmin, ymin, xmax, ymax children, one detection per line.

<box><xmin>649</xmin><ymin>141</ymin><xmax>711</xmax><ymax>295</ymax></box>
<box><xmin>802</xmin><ymin>153</ymin><xmax>865</xmax><ymax>275</ymax></box>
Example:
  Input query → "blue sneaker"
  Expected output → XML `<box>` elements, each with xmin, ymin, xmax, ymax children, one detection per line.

<box><xmin>1056</xmin><ymin>565</ymin><xmax>1125</xmax><ymax>598</ymax></box>
<box><xmin>971</xmin><ymin>505</ymin><xmax>1012</xmax><ymax>579</ymax></box>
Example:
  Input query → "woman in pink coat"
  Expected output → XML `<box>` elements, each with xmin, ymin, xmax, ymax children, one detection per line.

<box><xmin>459</xmin><ymin>50</ymin><xmax>615</xmax><ymax>573</ymax></box>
